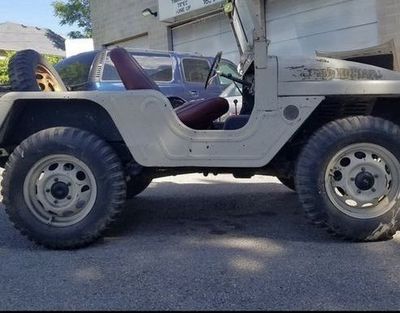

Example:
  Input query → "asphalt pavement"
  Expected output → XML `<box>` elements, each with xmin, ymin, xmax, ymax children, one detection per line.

<box><xmin>1</xmin><ymin>174</ymin><xmax>400</xmax><ymax>310</ymax></box>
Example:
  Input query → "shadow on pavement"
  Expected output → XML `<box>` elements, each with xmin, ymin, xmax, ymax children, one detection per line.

<box><xmin>1</xmin><ymin>179</ymin><xmax>400</xmax><ymax>310</ymax></box>
<box><xmin>105</xmin><ymin>181</ymin><xmax>337</xmax><ymax>244</ymax></box>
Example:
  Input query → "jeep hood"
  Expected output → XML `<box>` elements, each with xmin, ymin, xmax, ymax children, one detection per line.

<box><xmin>277</xmin><ymin>56</ymin><xmax>400</xmax><ymax>96</ymax></box>
<box><xmin>279</xmin><ymin>56</ymin><xmax>400</xmax><ymax>82</ymax></box>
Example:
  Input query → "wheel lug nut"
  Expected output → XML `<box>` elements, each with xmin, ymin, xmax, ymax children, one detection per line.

<box><xmin>357</xmin><ymin>190</ymin><xmax>362</xmax><ymax>194</ymax></box>
<box><xmin>46</xmin><ymin>189</ymin><xmax>50</xmax><ymax>193</ymax></box>
<box><xmin>374</xmin><ymin>175</ymin><xmax>379</xmax><ymax>178</ymax></box>
<box><xmin>67</xmin><ymin>196</ymin><xmax>72</xmax><ymax>200</ymax></box>
<box><xmin>372</xmin><ymin>188</ymin><xmax>376</xmax><ymax>192</ymax></box>
<box><xmin>361</xmin><ymin>168</ymin><xmax>366</xmax><ymax>172</ymax></box>
<box><xmin>54</xmin><ymin>200</ymin><xmax>58</xmax><ymax>204</ymax></box>
<box><xmin>67</xmin><ymin>183</ymin><xmax>72</xmax><ymax>187</ymax></box>
<box><xmin>54</xmin><ymin>178</ymin><xmax>59</xmax><ymax>182</ymax></box>
<box><xmin>351</xmin><ymin>178</ymin><xmax>355</xmax><ymax>181</ymax></box>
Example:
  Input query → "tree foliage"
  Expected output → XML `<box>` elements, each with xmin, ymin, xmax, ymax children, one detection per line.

<box><xmin>52</xmin><ymin>0</ymin><xmax>92</xmax><ymax>39</ymax></box>
<box><xmin>0</xmin><ymin>52</ymin><xmax>15</xmax><ymax>85</ymax></box>
<box><xmin>46</xmin><ymin>55</ymin><xmax>64</xmax><ymax>66</ymax></box>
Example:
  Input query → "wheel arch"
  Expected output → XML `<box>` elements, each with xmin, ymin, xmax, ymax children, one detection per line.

<box><xmin>0</xmin><ymin>98</ymin><xmax>133</xmax><ymax>166</ymax></box>
<box><xmin>269</xmin><ymin>95</ymin><xmax>400</xmax><ymax>176</ymax></box>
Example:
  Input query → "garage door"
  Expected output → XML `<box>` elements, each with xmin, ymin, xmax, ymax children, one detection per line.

<box><xmin>172</xmin><ymin>13</ymin><xmax>239</xmax><ymax>63</ymax></box>
<box><xmin>267</xmin><ymin>0</ymin><xmax>379</xmax><ymax>57</ymax></box>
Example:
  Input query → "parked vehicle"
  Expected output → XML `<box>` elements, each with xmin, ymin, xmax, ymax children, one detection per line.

<box><xmin>2</xmin><ymin>0</ymin><xmax>400</xmax><ymax>249</ymax></box>
<box><xmin>53</xmin><ymin>48</ymin><xmax>238</xmax><ymax>106</ymax></box>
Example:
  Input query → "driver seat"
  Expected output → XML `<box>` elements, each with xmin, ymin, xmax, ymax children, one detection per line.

<box><xmin>109</xmin><ymin>47</ymin><xmax>229</xmax><ymax>130</ymax></box>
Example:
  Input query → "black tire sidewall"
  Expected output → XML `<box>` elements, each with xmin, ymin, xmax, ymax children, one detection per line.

<box><xmin>3</xmin><ymin>128</ymin><xmax>125</xmax><ymax>246</ymax></box>
<box><xmin>297</xmin><ymin>118</ymin><xmax>400</xmax><ymax>240</ymax></box>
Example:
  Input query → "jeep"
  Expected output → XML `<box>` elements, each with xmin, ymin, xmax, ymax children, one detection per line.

<box><xmin>1</xmin><ymin>0</ymin><xmax>400</xmax><ymax>249</ymax></box>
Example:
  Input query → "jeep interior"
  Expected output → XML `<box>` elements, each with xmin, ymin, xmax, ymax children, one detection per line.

<box><xmin>110</xmin><ymin>47</ymin><xmax>249</xmax><ymax>131</ymax></box>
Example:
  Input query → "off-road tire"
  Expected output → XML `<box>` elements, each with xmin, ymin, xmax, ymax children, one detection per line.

<box><xmin>296</xmin><ymin>116</ymin><xmax>400</xmax><ymax>241</ymax></box>
<box><xmin>127</xmin><ymin>175</ymin><xmax>152</xmax><ymax>199</ymax></box>
<box><xmin>8</xmin><ymin>49</ymin><xmax>66</xmax><ymax>92</ymax></box>
<box><xmin>2</xmin><ymin>127</ymin><xmax>126</xmax><ymax>249</ymax></box>
<box><xmin>277</xmin><ymin>176</ymin><xmax>296</xmax><ymax>191</ymax></box>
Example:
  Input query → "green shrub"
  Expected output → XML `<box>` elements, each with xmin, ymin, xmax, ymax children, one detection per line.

<box><xmin>45</xmin><ymin>54</ymin><xmax>63</xmax><ymax>66</ymax></box>
<box><xmin>0</xmin><ymin>51</ymin><xmax>64</xmax><ymax>85</ymax></box>
<box><xmin>0</xmin><ymin>51</ymin><xmax>15</xmax><ymax>85</ymax></box>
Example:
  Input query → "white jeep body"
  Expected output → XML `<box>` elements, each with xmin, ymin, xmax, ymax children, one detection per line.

<box><xmin>1</xmin><ymin>48</ymin><xmax>400</xmax><ymax>169</ymax></box>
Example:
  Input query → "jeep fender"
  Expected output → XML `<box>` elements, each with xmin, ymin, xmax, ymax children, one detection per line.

<box><xmin>0</xmin><ymin>90</ymin><xmax>324</xmax><ymax>168</ymax></box>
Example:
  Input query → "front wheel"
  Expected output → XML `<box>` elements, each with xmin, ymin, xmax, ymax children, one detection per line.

<box><xmin>296</xmin><ymin>116</ymin><xmax>400</xmax><ymax>241</ymax></box>
<box><xmin>2</xmin><ymin>127</ymin><xmax>126</xmax><ymax>249</ymax></box>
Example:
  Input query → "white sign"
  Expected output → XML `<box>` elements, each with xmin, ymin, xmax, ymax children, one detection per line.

<box><xmin>159</xmin><ymin>0</ymin><xmax>223</xmax><ymax>21</ymax></box>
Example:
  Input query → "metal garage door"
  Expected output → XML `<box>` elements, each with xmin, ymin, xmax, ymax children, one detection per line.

<box><xmin>267</xmin><ymin>0</ymin><xmax>379</xmax><ymax>57</ymax></box>
<box><xmin>172</xmin><ymin>13</ymin><xmax>239</xmax><ymax>63</ymax></box>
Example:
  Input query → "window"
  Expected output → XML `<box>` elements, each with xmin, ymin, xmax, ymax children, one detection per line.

<box><xmin>218</xmin><ymin>61</ymin><xmax>239</xmax><ymax>87</ymax></box>
<box><xmin>102</xmin><ymin>53</ymin><xmax>173</xmax><ymax>82</ymax></box>
<box><xmin>182</xmin><ymin>58</ymin><xmax>211</xmax><ymax>83</ymax></box>
<box><xmin>55</xmin><ymin>51</ymin><xmax>96</xmax><ymax>86</ymax></box>
<box><xmin>221</xmin><ymin>83</ymin><xmax>242</xmax><ymax>98</ymax></box>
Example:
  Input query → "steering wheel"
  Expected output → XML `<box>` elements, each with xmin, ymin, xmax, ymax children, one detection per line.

<box><xmin>205</xmin><ymin>51</ymin><xmax>223</xmax><ymax>90</ymax></box>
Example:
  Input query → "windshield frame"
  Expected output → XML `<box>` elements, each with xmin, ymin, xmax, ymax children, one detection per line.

<box><xmin>229</xmin><ymin>0</ymin><xmax>255</xmax><ymax>56</ymax></box>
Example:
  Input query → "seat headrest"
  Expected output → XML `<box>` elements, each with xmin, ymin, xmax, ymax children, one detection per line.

<box><xmin>109</xmin><ymin>47</ymin><xmax>160</xmax><ymax>91</ymax></box>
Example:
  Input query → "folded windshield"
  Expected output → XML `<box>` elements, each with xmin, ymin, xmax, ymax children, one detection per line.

<box><xmin>229</xmin><ymin>0</ymin><xmax>257</xmax><ymax>55</ymax></box>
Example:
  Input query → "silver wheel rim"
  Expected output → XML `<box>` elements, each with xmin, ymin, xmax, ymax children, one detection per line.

<box><xmin>325</xmin><ymin>143</ymin><xmax>400</xmax><ymax>219</ymax></box>
<box><xmin>36</xmin><ymin>65</ymin><xmax>64</xmax><ymax>92</ymax></box>
<box><xmin>23</xmin><ymin>155</ymin><xmax>97</xmax><ymax>227</ymax></box>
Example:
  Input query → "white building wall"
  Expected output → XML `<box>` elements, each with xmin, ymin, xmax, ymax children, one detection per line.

<box><xmin>90</xmin><ymin>0</ymin><xmax>168</xmax><ymax>50</ymax></box>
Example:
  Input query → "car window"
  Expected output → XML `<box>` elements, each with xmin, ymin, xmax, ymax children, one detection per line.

<box><xmin>221</xmin><ymin>83</ymin><xmax>242</xmax><ymax>98</ymax></box>
<box><xmin>218</xmin><ymin>60</ymin><xmax>239</xmax><ymax>87</ymax></box>
<box><xmin>182</xmin><ymin>58</ymin><xmax>211</xmax><ymax>84</ymax></box>
<box><xmin>55</xmin><ymin>51</ymin><xmax>96</xmax><ymax>86</ymax></box>
<box><xmin>102</xmin><ymin>53</ymin><xmax>173</xmax><ymax>82</ymax></box>
<box><xmin>229</xmin><ymin>85</ymin><xmax>242</xmax><ymax>97</ymax></box>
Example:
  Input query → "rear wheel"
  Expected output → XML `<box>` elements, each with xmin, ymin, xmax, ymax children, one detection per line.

<box><xmin>2</xmin><ymin>127</ymin><xmax>126</xmax><ymax>249</ymax></box>
<box><xmin>296</xmin><ymin>116</ymin><xmax>400</xmax><ymax>241</ymax></box>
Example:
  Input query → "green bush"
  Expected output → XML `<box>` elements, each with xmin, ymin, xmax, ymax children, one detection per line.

<box><xmin>45</xmin><ymin>54</ymin><xmax>63</xmax><ymax>66</ymax></box>
<box><xmin>0</xmin><ymin>51</ymin><xmax>15</xmax><ymax>85</ymax></box>
<box><xmin>0</xmin><ymin>51</ymin><xmax>63</xmax><ymax>85</ymax></box>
